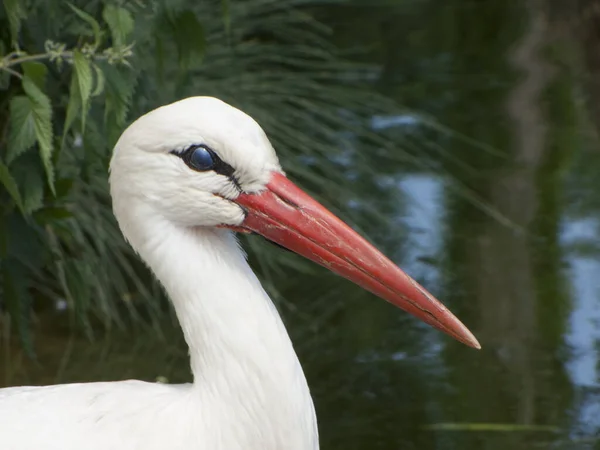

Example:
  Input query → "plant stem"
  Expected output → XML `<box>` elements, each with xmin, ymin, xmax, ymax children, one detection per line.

<box><xmin>3</xmin><ymin>66</ymin><xmax>22</xmax><ymax>79</ymax></box>
<box><xmin>0</xmin><ymin>51</ymin><xmax>111</xmax><ymax>79</ymax></box>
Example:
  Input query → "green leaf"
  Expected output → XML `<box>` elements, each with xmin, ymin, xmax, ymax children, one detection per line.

<box><xmin>67</xmin><ymin>3</ymin><xmax>102</xmax><ymax>49</ymax></box>
<box><xmin>104</xmin><ymin>64</ymin><xmax>135</xmax><ymax>129</ymax></box>
<box><xmin>62</xmin><ymin>57</ymin><xmax>98</xmax><ymax>141</ymax></box>
<box><xmin>22</xmin><ymin>62</ymin><xmax>48</xmax><ymax>90</ymax></box>
<box><xmin>21</xmin><ymin>172</ymin><xmax>44</xmax><ymax>213</ymax></box>
<box><xmin>0</xmin><ymin>160</ymin><xmax>24</xmax><ymax>212</ymax></box>
<box><xmin>7</xmin><ymin>95</ymin><xmax>37</xmax><ymax>163</ymax></box>
<box><xmin>63</xmin><ymin>69</ymin><xmax>81</xmax><ymax>142</ymax></box>
<box><xmin>22</xmin><ymin>77</ymin><xmax>55</xmax><ymax>193</ymax></box>
<box><xmin>102</xmin><ymin>4</ymin><xmax>134</xmax><ymax>48</ymax></box>
<box><xmin>3</xmin><ymin>0</ymin><xmax>26</xmax><ymax>44</ymax></box>
<box><xmin>91</xmin><ymin>63</ymin><xmax>105</xmax><ymax>97</ymax></box>
<box><xmin>73</xmin><ymin>51</ymin><xmax>93</xmax><ymax>131</ymax></box>
<box><xmin>12</xmin><ymin>154</ymin><xmax>45</xmax><ymax>214</ymax></box>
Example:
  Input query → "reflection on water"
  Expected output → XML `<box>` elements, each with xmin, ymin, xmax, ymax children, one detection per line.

<box><xmin>565</xmin><ymin>217</ymin><xmax>600</xmax><ymax>388</ymax></box>
<box><xmin>397</xmin><ymin>174</ymin><xmax>446</xmax><ymax>363</ymax></box>
<box><xmin>394</xmin><ymin>173</ymin><xmax>600</xmax><ymax>448</ymax></box>
<box><xmin>397</xmin><ymin>175</ymin><xmax>444</xmax><ymax>285</ymax></box>
<box><xmin>564</xmin><ymin>217</ymin><xmax>600</xmax><ymax>437</ymax></box>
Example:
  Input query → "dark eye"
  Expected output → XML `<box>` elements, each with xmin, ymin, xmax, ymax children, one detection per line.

<box><xmin>187</xmin><ymin>146</ymin><xmax>214</xmax><ymax>171</ymax></box>
<box><xmin>170</xmin><ymin>144</ymin><xmax>240</xmax><ymax>189</ymax></box>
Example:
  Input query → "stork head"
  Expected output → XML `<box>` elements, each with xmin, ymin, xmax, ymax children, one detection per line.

<box><xmin>110</xmin><ymin>96</ymin><xmax>480</xmax><ymax>349</ymax></box>
<box><xmin>110</xmin><ymin>97</ymin><xmax>279</xmax><ymax>229</ymax></box>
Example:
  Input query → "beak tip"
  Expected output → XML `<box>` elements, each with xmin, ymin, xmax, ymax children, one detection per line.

<box><xmin>462</xmin><ymin>330</ymin><xmax>481</xmax><ymax>350</ymax></box>
<box><xmin>470</xmin><ymin>338</ymin><xmax>482</xmax><ymax>350</ymax></box>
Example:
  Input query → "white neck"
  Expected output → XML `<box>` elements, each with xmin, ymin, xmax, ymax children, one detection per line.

<box><xmin>122</xmin><ymin>208</ymin><xmax>318</xmax><ymax>449</ymax></box>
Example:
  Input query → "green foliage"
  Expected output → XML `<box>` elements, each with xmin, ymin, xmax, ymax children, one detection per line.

<box><xmin>67</xmin><ymin>3</ymin><xmax>102</xmax><ymax>50</ymax></box>
<box><xmin>22</xmin><ymin>77</ymin><xmax>55</xmax><ymax>191</ymax></box>
<box><xmin>22</xmin><ymin>61</ymin><xmax>47</xmax><ymax>89</ymax></box>
<box><xmin>102</xmin><ymin>4</ymin><xmax>134</xmax><ymax>48</ymax></box>
<box><xmin>72</xmin><ymin>50</ymin><xmax>93</xmax><ymax>130</ymax></box>
<box><xmin>7</xmin><ymin>96</ymin><xmax>37</xmax><ymax>163</ymax></box>
<box><xmin>156</xmin><ymin>9</ymin><xmax>206</xmax><ymax>71</ymax></box>
<box><xmin>0</xmin><ymin>160</ymin><xmax>23</xmax><ymax>212</ymax></box>
<box><xmin>0</xmin><ymin>0</ymin><xmax>404</xmax><ymax>353</ymax></box>
<box><xmin>0</xmin><ymin>0</ymin><xmax>140</xmax><ymax>347</ymax></box>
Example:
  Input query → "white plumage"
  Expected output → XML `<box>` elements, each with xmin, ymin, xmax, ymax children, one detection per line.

<box><xmin>0</xmin><ymin>97</ymin><xmax>478</xmax><ymax>450</ymax></box>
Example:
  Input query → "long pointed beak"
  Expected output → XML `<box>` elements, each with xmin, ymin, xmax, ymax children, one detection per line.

<box><xmin>234</xmin><ymin>172</ymin><xmax>480</xmax><ymax>349</ymax></box>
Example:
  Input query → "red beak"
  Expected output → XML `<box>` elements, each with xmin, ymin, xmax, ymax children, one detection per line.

<box><xmin>234</xmin><ymin>172</ymin><xmax>480</xmax><ymax>349</ymax></box>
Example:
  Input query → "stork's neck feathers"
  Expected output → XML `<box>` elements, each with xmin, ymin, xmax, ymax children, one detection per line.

<box><xmin>146</xmin><ymin>225</ymin><xmax>286</xmax><ymax>377</ymax></box>
<box><xmin>117</xmin><ymin>203</ymin><xmax>318</xmax><ymax>448</ymax></box>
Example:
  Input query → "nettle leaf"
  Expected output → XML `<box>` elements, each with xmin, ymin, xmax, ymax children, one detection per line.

<box><xmin>92</xmin><ymin>63</ymin><xmax>105</xmax><ymax>97</ymax></box>
<box><xmin>102</xmin><ymin>4</ymin><xmax>134</xmax><ymax>48</ymax></box>
<box><xmin>22</xmin><ymin>62</ymin><xmax>48</xmax><ymax>89</ymax></box>
<box><xmin>63</xmin><ymin>69</ymin><xmax>81</xmax><ymax>142</ymax></box>
<box><xmin>21</xmin><ymin>171</ymin><xmax>44</xmax><ymax>214</ymax></box>
<box><xmin>67</xmin><ymin>3</ymin><xmax>102</xmax><ymax>49</ymax></box>
<box><xmin>7</xmin><ymin>96</ymin><xmax>37</xmax><ymax>163</ymax></box>
<box><xmin>64</xmin><ymin>57</ymin><xmax>101</xmax><ymax>141</ymax></box>
<box><xmin>104</xmin><ymin>64</ymin><xmax>135</xmax><ymax>131</ymax></box>
<box><xmin>0</xmin><ymin>160</ymin><xmax>24</xmax><ymax>213</ymax></box>
<box><xmin>3</xmin><ymin>0</ymin><xmax>26</xmax><ymax>44</ymax></box>
<box><xmin>73</xmin><ymin>51</ymin><xmax>93</xmax><ymax>130</ymax></box>
<box><xmin>22</xmin><ymin>77</ymin><xmax>55</xmax><ymax>193</ymax></box>
<box><xmin>12</xmin><ymin>154</ymin><xmax>45</xmax><ymax>214</ymax></box>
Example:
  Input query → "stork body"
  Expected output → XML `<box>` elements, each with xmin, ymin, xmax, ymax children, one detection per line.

<box><xmin>0</xmin><ymin>97</ymin><xmax>477</xmax><ymax>450</ymax></box>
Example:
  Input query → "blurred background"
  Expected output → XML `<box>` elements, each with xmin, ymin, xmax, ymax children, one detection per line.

<box><xmin>1</xmin><ymin>0</ymin><xmax>599</xmax><ymax>448</ymax></box>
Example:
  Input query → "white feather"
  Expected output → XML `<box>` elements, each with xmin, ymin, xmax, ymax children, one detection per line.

<box><xmin>0</xmin><ymin>97</ymin><xmax>318</xmax><ymax>450</ymax></box>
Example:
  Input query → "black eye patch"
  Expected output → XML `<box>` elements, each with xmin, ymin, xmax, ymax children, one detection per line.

<box><xmin>170</xmin><ymin>145</ymin><xmax>241</xmax><ymax>190</ymax></box>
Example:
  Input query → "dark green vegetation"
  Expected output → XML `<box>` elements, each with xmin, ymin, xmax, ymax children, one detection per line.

<box><xmin>1</xmin><ymin>0</ymin><xmax>600</xmax><ymax>449</ymax></box>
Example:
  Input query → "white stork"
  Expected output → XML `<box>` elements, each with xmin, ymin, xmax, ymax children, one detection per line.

<box><xmin>0</xmin><ymin>97</ymin><xmax>479</xmax><ymax>450</ymax></box>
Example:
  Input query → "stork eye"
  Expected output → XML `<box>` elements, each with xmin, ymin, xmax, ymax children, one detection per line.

<box><xmin>171</xmin><ymin>144</ymin><xmax>240</xmax><ymax>190</ymax></box>
<box><xmin>186</xmin><ymin>146</ymin><xmax>215</xmax><ymax>171</ymax></box>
